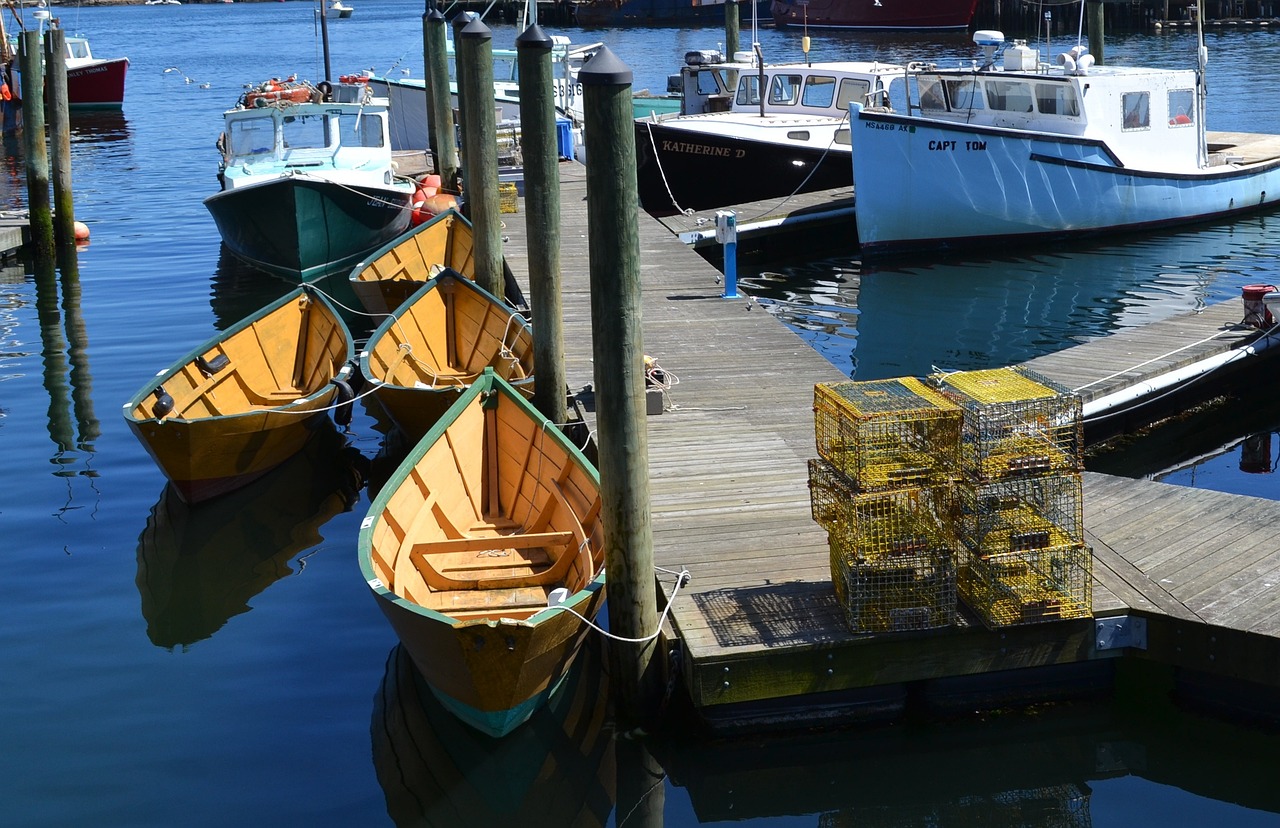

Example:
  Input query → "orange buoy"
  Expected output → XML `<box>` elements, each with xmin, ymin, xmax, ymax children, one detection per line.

<box><xmin>421</xmin><ymin>193</ymin><xmax>457</xmax><ymax>215</ymax></box>
<box><xmin>73</xmin><ymin>221</ymin><xmax>90</xmax><ymax>242</ymax></box>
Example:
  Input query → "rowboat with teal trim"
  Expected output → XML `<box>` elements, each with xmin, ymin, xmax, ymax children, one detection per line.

<box><xmin>357</xmin><ymin>369</ymin><xmax>605</xmax><ymax>738</ymax></box>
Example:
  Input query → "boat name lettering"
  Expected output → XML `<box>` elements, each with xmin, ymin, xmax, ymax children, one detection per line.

<box><xmin>925</xmin><ymin>139</ymin><xmax>987</xmax><ymax>151</ymax></box>
<box><xmin>660</xmin><ymin>140</ymin><xmax>744</xmax><ymax>159</ymax></box>
<box><xmin>929</xmin><ymin>140</ymin><xmax>958</xmax><ymax>151</ymax></box>
<box><xmin>70</xmin><ymin>66</ymin><xmax>108</xmax><ymax>76</ymax></box>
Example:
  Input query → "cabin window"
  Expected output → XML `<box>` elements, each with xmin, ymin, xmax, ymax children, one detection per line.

<box><xmin>1168</xmin><ymin>88</ymin><xmax>1194</xmax><ymax>126</ymax></box>
<box><xmin>282</xmin><ymin>114</ymin><xmax>328</xmax><ymax>149</ymax></box>
<box><xmin>786</xmin><ymin>130</ymin><xmax>811</xmax><ymax>141</ymax></box>
<box><xmin>1035</xmin><ymin>82</ymin><xmax>1079</xmax><ymax>116</ymax></box>
<box><xmin>228</xmin><ymin>116</ymin><xmax>276</xmax><ymax>157</ymax></box>
<box><xmin>736</xmin><ymin>75</ymin><xmax>761</xmax><ymax>107</ymax></box>
<box><xmin>769</xmin><ymin>74</ymin><xmax>803</xmax><ymax>106</ymax></box>
<box><xmin>837</xmin><ymin>78</ymin><xmax>872</xmax><ymax>110</ymax></box>
<box><xmin>338</xmin><ymin>112</ymin><xmax>384</xmax><ymax>148</ymax></box>
<box><xmin>695</xmin><ymin>69</ymin><xmax>722</xmax><ymax>97</ymax></box>
<box><xmin>945</xmin><ymin>79</ymin><xmax>984</xmax><ymax>111</ymax></box>
<box><xmin>802</xmin><ymin>75</ymin><xmax>837</xmax><ymax>108</ymax></box>
<box><xmin>919</xmin><ymin>77</ymin><xmax>947</xmax><ymax>112</ymax></box>
<box><xmin>1122</xmin><ymin>91</ymin><xmax>1150</xmax><ymax>130</ymax></box>
<box><xmin>985</xmin><ymin>80</ymin><xmax>1034</xmax><ymax>113</ymax></box>
<box><xmin>67</xmin><ymin>41</ymin><xmax>90</xmax><ymax>60</ymax></box>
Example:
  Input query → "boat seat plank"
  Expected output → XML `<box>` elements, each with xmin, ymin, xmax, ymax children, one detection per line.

<box><xmin>430</xmin><ymin>585</ymin><xmax>554</xmax><ymax>617</ymax></box>
<box><xmin>411</xmin><ymin>530</ymin><xmax>577</xmax><ymax>591</ymax></box>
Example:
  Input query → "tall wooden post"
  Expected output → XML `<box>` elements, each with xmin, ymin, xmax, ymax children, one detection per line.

<box><xmin>457</xmin><ymin>18</ymin><xmax>503</xmax><ymax>301</ymax></box>
<box><xmin>452</xmin><ymin>12</ymin><xmax>474</xmax><ymax>198</ymax></box>
<box><xmin>517</xmin><ymin>24</ymin><xmax>567</xmax><ymax>427</ymax></box>
<box><xmin>425</xmin><ymin>8</ymin><xmax>458</xmax><ymax>190</ymax></box>
<box><xmin>45</xmin><ymin>29</ymin><xmax>75</xmax><ymax>259</ymax></box>
<box><xmin>1088</xmin><ymin>1</ymin><xmax>1105</xmax><ymax>65</ymax></box>
<box><xmin>420</xmin><ymin>4</ymin><xmax>439</xmax><ymax>168</ymax></box>
<box><xmin>724</xmin><ymin>0</ymin><xmax>740</xmax><ymax>61</ymax></box>
<box><xmin>580</xmin><ymin>46</ymin><xmax>663</xmax><ymax>729</ymax></box>
<box><xmin>19</xmin><ymin>31</ymin><xmax>52</xmax><ymax>260</ymax></box>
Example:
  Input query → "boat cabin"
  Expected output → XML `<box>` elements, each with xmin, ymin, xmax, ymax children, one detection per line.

<box><xmin>218</xmin><ymin>93</ymin><xmax>395</xmax><ymax>188</ymax></box>
<box><xmin>883</xmin><ymin>33</ymin><xmax>1203</xmax><ymax>172</ymax></box>
<box><xmin>672</xmin><ymin>49</ymin><xmax>900</xmax><ymax>119</ymax></box>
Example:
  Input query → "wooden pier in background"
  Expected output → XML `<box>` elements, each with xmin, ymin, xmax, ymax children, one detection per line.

<box><xmin>502</xmin><ymin>161</ymin><xmax>1280</xmax><ymax>731</ymax></box>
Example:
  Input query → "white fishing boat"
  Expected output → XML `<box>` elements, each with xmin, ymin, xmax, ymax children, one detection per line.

<box><xmin>850</xmin><ymin>17</ymin><xmax>1280</xmax><ymax>255</ymax></box>
<box><xmin>328</xmin><ymin>0</ymin><xmax>353</xmax><ymax>19</ymax></box>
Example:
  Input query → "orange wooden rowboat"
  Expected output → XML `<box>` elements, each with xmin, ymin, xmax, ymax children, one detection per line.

<box><xmin>360</xmin><ymin>269</ymin><xmax>534</xmax><ymax>443</ymax></box>
<box><xmin>123</xmin><ymin>286</ymin><xmax>355</xmax><ymax>503</ymax></box>
<box><xmin>358</xmin><ymin>369</ymin><xmax>605</xmax><ymax>738</ymax></box>
<box><xmin>348</xmin><ymin>208</ymin><xmax>476</xmax><ymax>315</ymax></box>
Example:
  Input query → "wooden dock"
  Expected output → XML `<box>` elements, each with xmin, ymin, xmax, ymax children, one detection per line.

<box><xmin>501</xmin><ymin>162</ymin><xmax>1280</xmax><ymax>731</ymax></box>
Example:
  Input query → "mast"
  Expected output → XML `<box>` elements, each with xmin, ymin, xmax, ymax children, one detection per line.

<box><xmin>1195</xmin><ymin>0</ymin><xmax>1207</xmax><ymax>168</ymax></box>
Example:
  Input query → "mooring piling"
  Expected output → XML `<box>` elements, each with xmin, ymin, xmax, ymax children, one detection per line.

<box><xmin>423</xmin><ymin>7</ymin><xmax>458</xmax><ymax>190</ymax></box>
<box><xmin>580</xmin><ymin>46</ymin><xmax>664</xmax><ymax>729</ymax></box>
<box><xmin>19</xmin><ymin>30</ymin><xmax>52</xmax><ymax>260</ymax></box>
<box><xmin>517</xmin><ymin>23</ymin><xmax>568</xmax><ymax>427</ymax></box>
<box><xmin>457</xmin><ymin>17</ymin><xmax>504</xmax><ymax>301</ymax></box>
<box><xmin>44</xmin><ymin>29</ymin><xmax>75</xmax><ymax>261</ymax></box>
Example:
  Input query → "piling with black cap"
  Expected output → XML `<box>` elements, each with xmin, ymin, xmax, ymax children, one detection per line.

<box><xmin>580</xmin><ymin>46</ymin><xmax>663</xmax><ymax>728</ymax></box>
<box><xmin>44</xmin><ymin>29</ymin><xmax>74</xmax><ymax>259</ymax></box>
<box><xmin>457</xmin><ymin>17</ymin><xmax>503</xmax><ymax>300</ymax></box>
<box><xmin>19</xmin><ymin>30</ymin><xmax>52</xmax><ymax>260</ymax></box>
<box><xmin>424</xmin><ymin>6</ymin><xmax>458</xmax><ymax>189</ymax></box>
<box><xmin>516</xmin><ymin>24</ymin><xmax>567</xmax><ymax>427</ymax></box>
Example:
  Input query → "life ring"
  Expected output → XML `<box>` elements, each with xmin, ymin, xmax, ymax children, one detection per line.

<box><xmin>316</xmin><ymin>80</ymin><xmax>332</xmax><ymax>102</ymax></box>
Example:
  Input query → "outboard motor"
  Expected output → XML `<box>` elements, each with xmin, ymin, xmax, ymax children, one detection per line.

<box><xmin>1242</xmin><ymin>283</ymin><xmax>1279</xmax><ymax>328</ymax></box>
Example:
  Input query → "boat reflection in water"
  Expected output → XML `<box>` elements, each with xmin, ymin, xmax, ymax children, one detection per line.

<box><xmin>69</xmin><ymin>111</ymin><xmax>131</xmax><ymax>144</ymax></box>
<box><xmin>741</xmin><ymin>216</ymin><xmax>1280</xmax><ymax>380</ymax></box>
<box><xmin>135</xmin><ymin>420</ymin><xmax>366</xmax><ymax>650</ymax></box>
<box><xmin>371</xmin><ymin>636</ymin><xmax>616</xmax><ymax>828</ymax></box>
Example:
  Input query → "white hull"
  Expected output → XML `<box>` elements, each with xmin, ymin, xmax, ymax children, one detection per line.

<box><xmin>852</xmin><ymin>107</ymin><xmax>1280</xmax><ymax>253</ymax></box>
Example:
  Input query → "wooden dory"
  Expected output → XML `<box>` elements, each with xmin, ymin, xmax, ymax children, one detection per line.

<box><xmin>348</xmin><ymin>208</ymin><xmax>476</xmax><ymax>315</ymax></box>
<box><xmin>360</xmin><ymin>269</ymin><xmax>535</xmax><ymax>443</ymax></box>
<box><xmin>358</xmin><ymin>369</ymin><xmax>606</xmax><ymax>738</ymax></box>
<box><xmin>123</xmin><ymin>286</ymin><xmax>355</xmax><ymax>504</ymax></box>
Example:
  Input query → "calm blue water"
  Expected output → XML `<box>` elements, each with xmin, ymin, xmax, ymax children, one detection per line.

<box><xmin>3</xmin><ymin>2</ymin><xmax>1280</xmax><ymax>825</ymax></box>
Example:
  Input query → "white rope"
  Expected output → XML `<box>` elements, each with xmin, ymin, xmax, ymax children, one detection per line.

<box><xmin>544</xmin><ymin>566</ymin><xmax>692</xmax><ymax>644</ymax></box>
<box><xmin>1071</xmin><ymin>321</ymin><xmax>1257</xmax><ymax>393</ymax></box>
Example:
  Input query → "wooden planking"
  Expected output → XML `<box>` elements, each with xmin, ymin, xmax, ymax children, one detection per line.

<box><xmin>498</xmin><ymin>161</ymin><xmax>1280</xmax><ymax>721</ymax></box>
<box><xmin>1023</xmin><ymin>300</ymin><xmax>1262</xmax><ymax>406</ymax></box>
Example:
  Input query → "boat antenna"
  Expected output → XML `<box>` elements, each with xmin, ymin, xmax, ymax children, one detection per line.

<box><xmin>1195</xmin><ymin>0</ymin><xmax>1208</xmax><ymax>167</ymax></box>
<box><xmin>1075</xmin><ymin>0</ymin><xmax>1086</xmax><ymax>50</ymax></box>
<box><xmin>315</xmin><ymin>0</ymin><xmax>332</xmax><ymax>82</ymax></box>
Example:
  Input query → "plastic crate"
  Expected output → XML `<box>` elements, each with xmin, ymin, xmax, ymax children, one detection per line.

<box><xmin>931</xmin><ymin>367</ymin><xmax>1082</xmax><ymax>482</ymax></box>
<box><xmin>814</xmin><ymin>377</ymin><xmax>962</xmax><ymax>492</ymax></box>
<box><xmin>955</xmin><ymin>473</ymin><xmax>1084</xmax><ymax>556</ymax></box>
<box><xmin>957</xmin><ymin>542</ymin><xmax>1092</xmax><ymax>628</ymax></box>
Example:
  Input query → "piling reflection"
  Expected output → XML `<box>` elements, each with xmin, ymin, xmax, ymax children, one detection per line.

<box><xmin>57</xmin><ymin>248</ymin><xmax>99</xmax><ymax>448</ymax></box>
<box><xmin>371</xmin><ymin>635</ymin><xmax>617</xmax><ymax>828</ymax></box>
<box><xmin>134</xmin><ymin>421</ymin><xmax>366</xmax><ymax>650</ymax></box>
<box><xmin>32</xmin><ymin>253</ymin><xmax>74</xmax><ymax>455</ymax></box>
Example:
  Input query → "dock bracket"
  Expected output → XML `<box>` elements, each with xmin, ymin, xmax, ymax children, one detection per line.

<box><xmin>1095</xmin><ymin>615</ymin><xmax>1147</xmax><ymax>651</ymax></box>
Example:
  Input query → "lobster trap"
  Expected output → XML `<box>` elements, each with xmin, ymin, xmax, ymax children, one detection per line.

<box><xmin>958</xmin><ymin>541</ymin><xmax>1092</xmax><ymax>628</ymax></box>
<box><xmin>954</xmin><ymin>473</ymin><xmax>1084</xmax><ymax>558</ymax></box>
<box><xmin>809</xmin><ymin>460</ymin><xmax>958</xmax><ymax>633</ymax></box>
<box><xmin>813</xmin><ymin>377</ymin><xmax>963</xmax><ymax>492</ymax></box>
<box><xmin>931</xmin><ymin>367</ymin><xmax>1082</xmax><ymax>483</ymax></box>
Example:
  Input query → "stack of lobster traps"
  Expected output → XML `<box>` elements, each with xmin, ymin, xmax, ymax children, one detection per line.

<box><xmin>808</xmin><ymin>377</ymin><xmax>963</xmax><ymax>633</ymax></box>
<box><xmin>931</xmin><ymin>367</ymin><xmax>1093</xmax><ymax>628</ymax></box>
<box><xmin>809</xmin><ymin>367</ymin><xmax>1095</xmax><ymax>634</ymax></box>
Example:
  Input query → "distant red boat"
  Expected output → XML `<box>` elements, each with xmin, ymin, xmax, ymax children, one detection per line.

<box><xmin>771</xmin><ymin>0</ymin><xmax>979</xmax><ymax>30</ymax></box>
<box><xmin>5</xmin><ymin>8</ymin><xmax>128</xmax><ymax>109</ymax></box>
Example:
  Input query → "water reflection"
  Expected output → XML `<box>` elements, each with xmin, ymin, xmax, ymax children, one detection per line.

<box><xmin>134</xmin><ymin>422</ymin><xmax>366</xmax><ymax>650</ymax></box>
<box><xmin>69</xmin><ymin>111</ymin><xmax>131</xmax><ymax>144</ymax></box>
<box><xmin>743</xmin><ymin>217</ymin><xmax>1280</xmax><ymax>381</ymax></box>
<box><xmin>654</xmin><ymin>688</ymin><xmax>1280</xmax><ymax>825</ymax></box>
<box><xmin>371</xmin><ymin>637</ymin><xmax>616</xmax><ymax>828</ymax></box>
